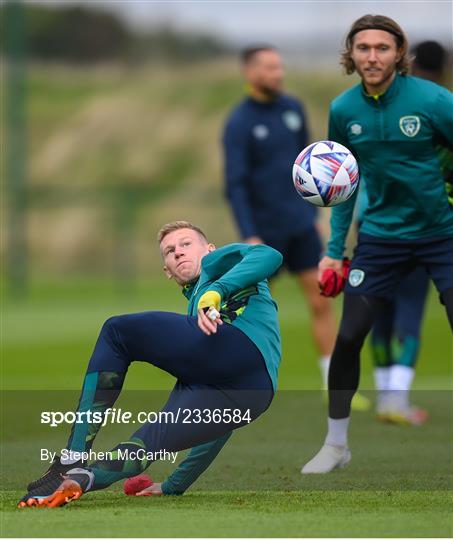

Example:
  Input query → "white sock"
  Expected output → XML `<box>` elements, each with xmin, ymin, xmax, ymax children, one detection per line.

<box><xmin>318</xmin><ymin>355</ymin><xmax>330</xmax><ymax>387</ymax></box>
<box><xmin>374</xmin><ymin>367</ymin><xmax>391</xmax><ymax>413</ymax></box>
<box><xmin>388</xmin><ymin>365</ymin><xmax>415</xmax><ymax>411</ymax></box>
<box><xmin>60</xmin><ymin>450</ymin><xmax>82</xmax><ymax>465</ymax></box>
<box><xmin>325</xmin><ymin>417</ymin><xmax>350</xmax><ymax>448</ymax></box>
<box><xmin>389</xmin><ymin>365</ymin><xmax>414</xmax><ymax>391</ymax></box>
<box><xmin>374</xmin><ymin>367</ymin><xmax>391</xmax><ymax>391</ymax></box>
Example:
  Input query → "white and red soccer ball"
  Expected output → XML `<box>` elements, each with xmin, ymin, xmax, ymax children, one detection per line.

<box><xmin>293</xmin><ymin>141</ymin><xmax>359</xmax><ymax>207</ymax></box>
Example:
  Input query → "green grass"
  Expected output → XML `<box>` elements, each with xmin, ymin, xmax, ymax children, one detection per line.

<box><xmin>1</xmin><ymin>276</ymin><xmax>452</xmax><ymax>536</ymax></box>
<box><xmin>2</xmin><ymin>491</ymin><xmax>453</xmax><ymax>537</ymax></box>
<box><xmin>3</xmin><ymin>60</ymin><xmax>452</xmax><ymax>536</ymax></box>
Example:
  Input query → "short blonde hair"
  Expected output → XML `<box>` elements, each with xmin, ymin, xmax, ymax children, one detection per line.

<box><xmin>157</xmin><ymin>221</ymin><xmax>208</xmax><ymax>244</ymax></box>
<box><xmin>341</xmin><ymin>14</ymin><xmax>411</xmax><ymax>76</ymax></box>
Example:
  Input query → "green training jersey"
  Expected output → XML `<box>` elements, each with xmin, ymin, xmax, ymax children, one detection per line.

<box><xmin>327</xmin><ymin>74</ymin><xmax>453</xmax><ymax>259</ymax></box>
<box><xmin>162</xmin><ymin>242</ymin><xmax>282</xmax><ymax>495</ymax></box>
<box><xmin>183</xmin><ymin>242</ymin><xmax>282</xmax><ymax>391</ymax></box>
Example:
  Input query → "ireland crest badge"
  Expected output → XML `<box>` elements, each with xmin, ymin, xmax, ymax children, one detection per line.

<box><xmin>399</xmin><ymin>116</ymin><xmax>421</xmax><ymax>137</ymax></box>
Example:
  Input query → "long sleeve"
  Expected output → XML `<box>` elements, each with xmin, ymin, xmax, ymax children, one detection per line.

<box><xmin>326</xmin><ymin>106</ymin><xmax>358</xmax><ymax>259</ymax></box>
<box><xmin>161</xmin><ymin>433</ymin><xmax>232</xmax><ymax>495</ymax></box>
<box><xmin>222</xmin><ymin>116</ymin><xmax>257</xmax><ymax>238</ymax></box>
<box><xmin>431</xmin><ymin>87</ymin><xmax>453</xmax><ymax>146</ymax></box>
<box><xmin>205</xmin><ymin>244</ymin><xmax>283</xmax><ymax>301</ymax></box>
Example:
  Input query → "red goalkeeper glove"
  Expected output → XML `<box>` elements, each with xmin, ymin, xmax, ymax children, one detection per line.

<box><xmin>124</xmin><ymin>474</ymin><xmax>153</xmax><ymax>495</ymax></box>
<box><xmin>319</xmin><ymin>258</ymin><xmax>351</xmax><ymax>298</ymax></box>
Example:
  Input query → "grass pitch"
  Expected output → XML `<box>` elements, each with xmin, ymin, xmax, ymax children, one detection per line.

<box><xmin>2</xmin><ymin>276</ymin><xmax>452</xmax><ymax>537</ymax></box>
<box><xmin>3</xmin><ymin>491</ymin><xmax>452</xmax><ymax>537</ymax></box>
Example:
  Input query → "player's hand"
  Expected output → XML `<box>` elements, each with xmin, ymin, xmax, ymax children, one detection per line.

<box><xmin>197</xmin><ymin>290</ymin><xmax>223</xmax><ymax>336</ymax></box>
<box><xmin>318</xmin><ymin>255</ymin><xmax>343</xmax><ymax>281</ymax></box>
<box><xmin>243</xmin><ymin>236</ymin><xmax>264</xmax><ymax>245</ymax></box>
<box><xmin>318</xmin><ymin>256</ymin><xmax>351</xmax><ymax>297</ymax></box>
<box><xmin>197</xmin><ymin>307</ymin><xmax>223</xmax><ymax>335</ymax></box>
<box><xmin>135</xmin><ymin>482</ymin><xmax>163</xmax><ymax>496</ymax></box>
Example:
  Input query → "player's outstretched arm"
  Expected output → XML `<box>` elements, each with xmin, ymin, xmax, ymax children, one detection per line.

<box><xmin>195</xmin><ymin>245</ymin><xmax>281</xmax><ymax>335</ymax></box>
<box><xmin>206</xmin><ymin>243</ymin><xmax>283</xmax><ymax>301</ymax></box>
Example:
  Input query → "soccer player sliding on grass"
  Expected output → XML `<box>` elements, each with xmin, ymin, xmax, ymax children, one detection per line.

<box><xmin>19</xmin><ymin>221</ymin><xmax>283</xmax><ymax>507</ymax></box>
<box><xmin>302</xmin><ymin>14</ymin><xmax>453</xmax><ymax>474</ymax></box>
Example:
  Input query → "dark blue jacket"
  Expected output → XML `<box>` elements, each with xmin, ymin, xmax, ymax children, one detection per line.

<box><xmin>222</xmin><ymin>93</ymin><xmax>317</xmax><ymax>239</ymax></box>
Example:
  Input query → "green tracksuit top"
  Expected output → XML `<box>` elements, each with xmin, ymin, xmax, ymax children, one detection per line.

<box><xmin>327</xmin><ymin>74</ymin><xmax>453</xmax><ymax>259</ymax></box>
<box><xmin>184</xmin><ymin>242</ymin><xmax>282</xmax><ymax>391</ymax></box>
<box><xmin>161</xmin><ymin>242</ymin><xmax>282</xmax><ymax>495</ymax></box>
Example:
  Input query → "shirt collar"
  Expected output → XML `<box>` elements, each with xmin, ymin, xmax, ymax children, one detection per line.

<box><xmin>361</xmin><ymin>72</ymin><xmax>401</xmax><ymax>104</ymax></box>
<box><xmin>181</xmin><ymin>281</ymin><xmax>197</xmax><ymax>300</ymax></box>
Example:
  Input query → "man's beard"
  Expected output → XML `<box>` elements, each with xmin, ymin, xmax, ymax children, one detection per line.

<box><xmin>258</xmin><ymin>84</ymin><xmax>281</xmax><ymax>99</ymax></box>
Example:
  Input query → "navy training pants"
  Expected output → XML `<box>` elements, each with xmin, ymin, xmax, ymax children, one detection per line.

<box><xmin>67</xmin><ymin>311</ymin><xmax>274</xmax><ymax>486</ymax></box>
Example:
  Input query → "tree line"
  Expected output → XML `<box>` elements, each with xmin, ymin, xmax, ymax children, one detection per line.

<box><xmin>2</xmin><ymin>4</ymin><xmax>230</xmax><ymax>63</ymax></box>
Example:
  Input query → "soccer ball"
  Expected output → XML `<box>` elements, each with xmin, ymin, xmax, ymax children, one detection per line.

<box><xmin>292</xmin><ymin>140</ymin><xmax>359</xmax><ymax>207</ymax></box>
